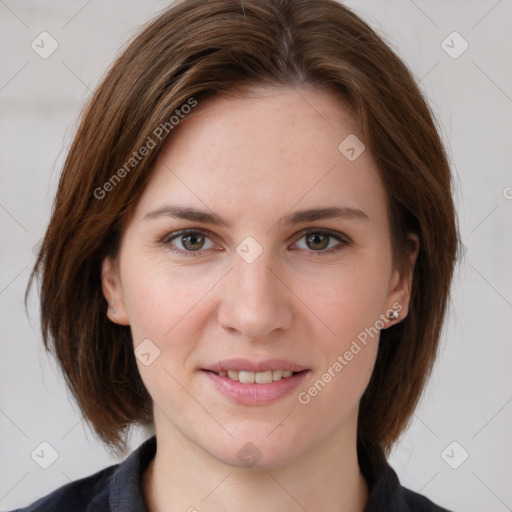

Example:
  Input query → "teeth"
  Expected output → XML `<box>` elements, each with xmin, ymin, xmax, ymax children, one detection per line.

<box><xmin>218</xmin><ymin>369</ymin><xmax>297</xmax><ymax>383</ymax></box>
<box><xmin>255</xmin><ymin>371</ymin><xmax>273</xmax><ymax>384</ymax></box>
<box><xmin>239</xmin><ymin>370</ymin><xmax>255</xmax><ymax>383</ymax></box>
<box><xmin>227</xmin><ymin>370</ymin><xmax>239</xmax><ymax>381</ymax></box>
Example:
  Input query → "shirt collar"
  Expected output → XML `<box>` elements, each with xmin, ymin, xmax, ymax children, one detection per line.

<box><xmin>109</xmin><ymin>435</ymin><xmax>156</xmax><ymax>512</ymax></box>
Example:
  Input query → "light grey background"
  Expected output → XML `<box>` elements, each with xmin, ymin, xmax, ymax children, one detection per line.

<box><xmin>1</xmin><ymin>1</ymin><xmax>511</xmax><ymax>510</ymax></box>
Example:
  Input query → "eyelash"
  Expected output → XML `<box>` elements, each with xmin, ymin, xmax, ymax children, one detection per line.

<box><xmin>159</xmin><ymin>228</ymin><xmax>352</xmax><ymax>258</ymax></box>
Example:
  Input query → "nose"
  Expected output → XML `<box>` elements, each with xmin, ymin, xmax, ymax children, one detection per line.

<box><xmin>217</xmin><ymin>250</ymin><xmax>294</xmax><ymax>342</ymax></box>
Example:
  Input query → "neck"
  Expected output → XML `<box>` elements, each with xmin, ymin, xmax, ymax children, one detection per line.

<box><xmin>142</xmin><ymin>413</ymin><xmax>369</xmax><ymax>512</ymax></box>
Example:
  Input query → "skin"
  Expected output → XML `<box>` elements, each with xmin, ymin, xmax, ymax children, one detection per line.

<box><xmin>101</xmin><ymin>86</ymin><xmax>419</xmax><ymax>512</ymax></box>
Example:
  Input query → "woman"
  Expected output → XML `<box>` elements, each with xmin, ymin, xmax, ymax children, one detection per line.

<box><xmin>17</xmin><ymin>0</ymin><xmax>458</xmax><ymax>510</ymax></box>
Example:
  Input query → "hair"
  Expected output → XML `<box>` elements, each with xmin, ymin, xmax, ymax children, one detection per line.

<box><xmin>27</xmin><ymin>0</ymin><xmax>459</xmax><ymax>461</ymax></box>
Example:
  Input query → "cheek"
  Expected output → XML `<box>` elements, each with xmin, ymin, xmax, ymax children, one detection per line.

<box><xmin>306</xmin><ymin>255</ymin><xmax>392</xmax><ymax>349</ymax></box>
<box><xmin>121</xmin><ymin>254</ymin><xmax>220</xmax><ymax>341</ymax></box>
<box><xmin>295</xmin><ymin>252</ymin><xmax>390</xmax><ymax>402</ymax></box>
<box><xmin>295</xmin><ymin>273</ymin><xmax>383</xmax><ymax>424</ymax></box>
<box><xmin>119</xmin><ymin>255</ymin><xmax>229</xmax><ymax>399</ymax></box>
<box><xmin>121</xmin><ymin>257</ymin><xmax>219</xmax><ymax>408</ymax></box>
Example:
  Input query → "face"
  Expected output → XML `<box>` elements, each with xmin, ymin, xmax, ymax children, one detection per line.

<box><xmin>102</xmin><ymin>86</ymin><xmax>417</xmax><ymax>469</ymax></box>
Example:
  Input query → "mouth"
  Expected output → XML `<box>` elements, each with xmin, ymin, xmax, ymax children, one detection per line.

<box><xmin>201</xmin><ymin>358</ymin><xmax>310</xmax><ymax>405</ymax></box>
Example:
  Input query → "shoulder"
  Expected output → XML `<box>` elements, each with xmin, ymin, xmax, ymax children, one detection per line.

<box><xmin>7</xmin><ymin>464</ymin><xmax>117</xmax><ymax>512</ymax></box>
<box><xmin>364</xmin><ymin>461</ymin><xmax>453</xmax><ymax>512</ymax></box>
<box><xmin>8</xmin><ymin>435</ymin><xmax>157</xmax><ymax>512</ymax></box>
<box><xmin>401</xmin><ymin>486</ymin><xmax>453</xmax><ymax>512</ymax></box>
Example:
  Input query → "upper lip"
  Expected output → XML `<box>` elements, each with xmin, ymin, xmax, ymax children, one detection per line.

<box><xmin>203</xmin><ymin>358</ymin><xmax>308</xmax><ymax>373</ymax></box>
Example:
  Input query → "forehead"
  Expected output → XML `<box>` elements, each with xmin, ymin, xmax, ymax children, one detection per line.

<box><xmin>131</xmin><ymin>86</ymin><xmax>387</xmax><ymax>225</ymax></box>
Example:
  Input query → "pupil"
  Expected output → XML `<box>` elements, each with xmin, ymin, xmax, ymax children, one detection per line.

<box><xmin>183</xmin><ymin>233</ymin><xmax>204</xmax><ymax>251</ymax></box>
<box><xmin>307</xmin><ymin>233</ymin><xmax>328</xmax><ymax>250</ymax></box>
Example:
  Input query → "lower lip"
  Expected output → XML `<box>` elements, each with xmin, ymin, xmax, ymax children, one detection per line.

<box><xmin>202</xmin><ymin>370</ymin><xmax>309</xmax><ymax>406</ymax></box>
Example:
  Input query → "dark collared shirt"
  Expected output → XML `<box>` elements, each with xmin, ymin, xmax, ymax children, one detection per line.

<box><xmin>10</xmin><ymin>435</ymin><xmax>452</xmax><ymax>511</ymax></box>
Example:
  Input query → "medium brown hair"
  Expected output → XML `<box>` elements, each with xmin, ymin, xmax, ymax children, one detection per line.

<box><xmin>27</xmin><ymin>0</ymin><xmax>459</xmax><ymax>458</ymax></box>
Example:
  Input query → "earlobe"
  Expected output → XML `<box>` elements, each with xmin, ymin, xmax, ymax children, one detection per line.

<box><xmin>101</xmin><ymin>256</ymin><xmax>130</xmax><ymax>326</ymax></box>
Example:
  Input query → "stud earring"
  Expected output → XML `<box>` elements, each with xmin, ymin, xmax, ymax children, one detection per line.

<box><xmin>388</xmin><ymin>310</ymin><xmax>399</xmax><ymax>320</ymax></box>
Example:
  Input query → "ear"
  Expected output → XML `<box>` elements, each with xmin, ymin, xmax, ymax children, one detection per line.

<box><xmin>383</xmin><ymin>233</ymin><xmax>420</xmax><ymax>326</ymax></box>
<box><xmin>101</xmin><ymin>256</ymin><xmax>130</xmax><ymax>326</ymax></box>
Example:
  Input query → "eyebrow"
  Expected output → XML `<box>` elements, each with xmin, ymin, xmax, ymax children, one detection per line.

<box><xmin>142</xmin><ymin>204</ymin><xmax>368</xmax><ymax>227</ymax></box>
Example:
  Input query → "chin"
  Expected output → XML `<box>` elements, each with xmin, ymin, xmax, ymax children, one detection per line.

<box><xmin>200</xmin><ymin>427</ymin><xmax>306</xmax><ymax>470</ymax></box>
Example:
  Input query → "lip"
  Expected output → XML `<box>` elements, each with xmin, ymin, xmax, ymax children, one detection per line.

<box><xmin>202</xmin><ymin>358</ymin><xmax>308</xmax><ymax>373</ymax></box>
<box><xmin>202</xmin><ymin>358</ymin><xmax>310</xmax><ymax>406</ymax></box>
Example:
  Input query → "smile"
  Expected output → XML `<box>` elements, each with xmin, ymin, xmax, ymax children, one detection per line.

<box><xmin>202</xmin><ymin>368</ymin><xmax>309</xmax><ymax>406</ymax></box>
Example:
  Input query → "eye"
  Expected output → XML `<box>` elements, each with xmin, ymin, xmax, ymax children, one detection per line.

<box><xmin>293</xmin><ymin>229</ymin><xmax>350</xmax><ymax>254</ymax></box>
<box><xmin>162</xmin><ymin>229</ymin><xmax>217</xmax><ymax>256</ymax></box>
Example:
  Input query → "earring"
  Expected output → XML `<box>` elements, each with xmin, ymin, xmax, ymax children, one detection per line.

<box><xmin>388</xmin><ymin>310</ymin><xmax>399</xmax><ymax>320</ymax></box>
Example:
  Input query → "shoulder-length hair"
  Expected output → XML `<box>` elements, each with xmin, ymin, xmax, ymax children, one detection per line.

<box><xmin>28</xmin><ymin>0</ymin><xmax>459</xmax><ymax>457</ymax></box>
